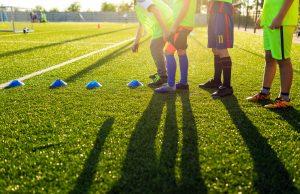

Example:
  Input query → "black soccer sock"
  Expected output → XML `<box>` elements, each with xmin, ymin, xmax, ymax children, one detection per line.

<box><xmin>280</xmin><ymin>92</ymin><xmax>290</xmax><ymax>101</ymax></box>
<box><xmin>220</xmin><ymin>57</ymin><xmax>232</xmax><ymax>87</ymax></box>
<box><xmin>214</xmin><ymin>55</ymin><xmax>222</xmax><ymax>83</ymax></box>
<box><xmin>261</xmin><ymin>87</ymin><xmax>270</xmax><ymax>95</ymax></box>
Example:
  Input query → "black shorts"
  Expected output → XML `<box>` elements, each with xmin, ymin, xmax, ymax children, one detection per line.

<box><xmin>165</xmin><ymin>26</ymin><xmax>192</xmax><ymax>53</ymax></box>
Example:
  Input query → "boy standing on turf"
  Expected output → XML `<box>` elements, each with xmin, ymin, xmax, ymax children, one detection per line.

<box><xmin>133</xmin><ymin>0</ymin><xmax>173</xmax><ymax>87</ymax></box>
<box><xmin>155</xmin><ymin>0</ymin><xmax>196</xmax><ymax>93</ymax></box>
<box><xmin>247</xmin><ymin>0</ymin><xmax>299</xmax><ymax>109</ymax></box>
<box><xmin>199</xmin><ymin>0</ymin><xmax>234</xmax><ymax>98</ymax></box>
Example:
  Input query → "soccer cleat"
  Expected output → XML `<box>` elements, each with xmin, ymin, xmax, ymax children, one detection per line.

<box><xmin>148</xmin><ymin>75</ymin><xmax>167</xmax><ymax>88</ymax></box>
<box><xmin>155</xmin><ymin>84</ymin><xmax>176</xmax><ymax>93</ymax></box>
<box><xmin>149</xmin><ymin>73</ymin><xmax>158</xmax><ymax>80</ymax></box>
<box><xmin>264</xmin><ymin>98</ymin><xmax>292</xmax><ymax>109</ymax></box>
<box><xmin>211</xmin><ymin>86</ymin><xmax>233</xmax><ymax>99</ymax></box>
<box><xmin>246</xmin><ymin>92</ymin><xmax>271</xmax><ymax>102</ymax></box>
<box><xmin>199</xmin><ymin>79</ymin><xmax>222</xmax><ymax>89</ymax></box>
<box><xmin>176</xmin><ymin>82</ymin><xmax>189</xmax><ymax>90</ymax></box>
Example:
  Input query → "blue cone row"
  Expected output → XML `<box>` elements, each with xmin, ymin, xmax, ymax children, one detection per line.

<box><xmin>5</xmin><ymin>80</ymin><xmax>25</xmax><ymax>89</ymax></box>
<box><xmin>127</xmin><ymin>80</ymin><xmax>143</xmax><ymax>88</ymax></box>
<box><xmin>86</xmin><ymin>81</ymin><xmax>102</xmax><ymax>90</ymax></box>
<box><xmin>50</xmin><ymin>79</ymin><xmax>67</xmax><ymax>89</ymax></box>
<box><xmin>4</xmin><ymin>79</ymin><xmax>145</xmax><ymax>90</ymax></box>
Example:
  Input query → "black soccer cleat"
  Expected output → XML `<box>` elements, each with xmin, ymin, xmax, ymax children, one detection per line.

<box><xmin>176</xmin><ymin>83</ymin><xmax>189</xmax><ymax>90</ymax></box>
<box><xmin>149</xmin><ymin>73</ymin><xmax>158</xmax><ymax>80</ymax></box>
<box><xmin>148</xmin><ymin>75</ymin><xmax>167</xmax><ymax>88</ymax></box>
<box><xmin>199</xmin><ymin>79</ymin><xmax>222</xmax><ymax>89</ymax></box>
<box><xmin>211</xmin><ymin>86</ymin><xmax>233</xmax><ymax>99</ymax></box>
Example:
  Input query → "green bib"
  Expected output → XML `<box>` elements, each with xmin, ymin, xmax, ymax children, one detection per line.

<box><xmin>135</xmin><ymin>0</ymin><xmax>173</xmax><ymax>39</ymax></box>
<box><xmin>261</xmin><ymin>0</ymin><xmax>299</xmax><ymax>27</ymax></box>
<box><xmin>171</xmin><ymin>0</ymin><xmax>197</xmax><ymax>27</ymax></box>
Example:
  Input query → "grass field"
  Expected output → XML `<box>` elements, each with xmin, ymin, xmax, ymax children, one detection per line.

<box><xmin>0</xmin><ymin>23</ymin><xmax>299</xmax><ymax>193</ymax></box>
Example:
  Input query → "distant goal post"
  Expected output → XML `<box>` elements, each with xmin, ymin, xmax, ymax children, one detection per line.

<box><xmin>0</xmin><ymin>6</ymin><xmax>34</xmax><ymax>33</ymax></box>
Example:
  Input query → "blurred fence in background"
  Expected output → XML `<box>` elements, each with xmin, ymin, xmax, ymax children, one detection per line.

<box><xmin>12</xmin><ymin>11</ymin><xmax>208</xmax><ymax>25</ymax></box>
<box><xmin>13</xmin><ymin>12</ymin><xmax>137</xmax><ymax>23</ymax></box>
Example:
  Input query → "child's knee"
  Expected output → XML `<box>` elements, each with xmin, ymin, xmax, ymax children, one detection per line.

<box><xmin>277</xmin><ymin>58</ymin><xmax>291</xmax><ymax>67</ymax></box>
<box><xmin>165</xmin><ymin>44</ymin><xmax>176</xmax><ymax>55</ymax></box>
<box><xmin>265</xmin><ymin>51</ymin><xmax>277</xmax><ymax>66</ymax></box>
<box><xmin>177</xmin><ymin>49</ymin><xmax>186</xmax><ymax>56</ymax></box>
<box><xmin>212</xmin><ymin>48</ymin><xmax>218</xmax><ymax>55</ymax></box>
<box><xmin>165</xmin><ymin>50</ymin><xmax>175</xmax><ymax>56</ymax></box>
<box><xmin>217</xmin><ymin>49</ymin><xmax>229</xmax><ymax>58</ymax></box>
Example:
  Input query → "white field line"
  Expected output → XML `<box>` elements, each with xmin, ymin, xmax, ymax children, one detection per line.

<box><xmin>0</xmin><ymin>37</ymin><xmax>134</xmax><ymax>89</ymax></box>
<box><xmin>0</xmin><ymin>28</ymin><xmax>95</xmax><ymax>37</ymax></box>
<box><xmin>0</xmin><ymin>40</ymin><xmax>117</xmax><ymax>45</ymax></box>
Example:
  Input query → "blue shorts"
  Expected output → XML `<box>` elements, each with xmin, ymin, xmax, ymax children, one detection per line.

<box><xmin>207</xmin><ymin>2</ymin><xmax>234</xmax><ymax>49</ymax></box>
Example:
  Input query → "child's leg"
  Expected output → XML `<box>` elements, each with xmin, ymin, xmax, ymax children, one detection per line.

<box><xmin>155</xmin><ymin>38</ymin><xmax>177</xmax><ymax>93</ymax></box>
<box><xmin>278</xmin><ymin>58</ymin><xmax>293</xmax><ymax>100</ymax></box>
<box><xmin>178</xmin><ymin>49</ymin><xmax>188</xmax><ymax>85</ymax></box>
<box><xmin>208</xmin><ymin>13</ymin><xmax>222</xmax><ymax>84</ymax></box>
<box><xmin>261</xmin><ymin>51</ymin><xmax>277</xmax><ymax>94</ymax></box>
<box><xmin>277</xmin><ymin>27</ymin><xmax>295</xmax><ymax>101</ymax></box>
<box><xmin>218</xmin><ymin>49</ymin><xmax>232</xmax><ymax>88</ymax></box>
<box><xmin>208</xmin><ymin>2</ymin><xmax>234</xmax><ymax>94</ymax></box>
<box><xmin>165</xmin><ymin>45</ymin><xmax>177</xmax><ymax>87</ymax></box>
<box><xmin>212</xmin><ymin>49</ymin><xmax>222</xmax><ymax>84</ymax></box>
<box><xmin>173</xmin><ymin>28</ymin><xmax>191</xmax><ymax>85</ymax></box>
<box><xmin>150</xmin><ymin>38</ymin><xmax>167</xmax><ymax>78</ymax></box>
<box><xmin>268</xmin><ymin>26</ymin><xmax>295</xmax><ymax>100</ymax></box>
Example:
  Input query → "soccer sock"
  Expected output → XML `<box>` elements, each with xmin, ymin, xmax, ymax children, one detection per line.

<box><xmin>179</xmin><ymin>54</ymin><xmax>189</xmax><ymax>85</ymax></box>
<box><xmin>280</xmin><ymin>92</ymin><xmax>290</xmax><ymax>101</ymax></box>
<box><xmin>220</xmin><ymin>57</ymin><xmax>232</xmax><ymax>87</ymax></box>
<box><xmin>261</xmin><ymin>87</ymin><xmax>270</xmax><ymax>95</ymax></box>
<box><xmin>166</xmin><ymin>55</ymin><xmax>177</xmax><ymax>87</ymax></box>
<box><xmin>214</xmin><ymin>55</ymin><xmax>222</xmax><ymax>83</ymax></box>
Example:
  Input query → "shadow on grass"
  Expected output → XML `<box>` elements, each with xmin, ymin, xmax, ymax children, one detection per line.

<box><xmin>70</xmin><ymin>117</ymin><xmax>115</xmax><ymax>194</ymax></box>
<box><xmin>0</xmin><ymin>27</ymin><xmax>134</xmax><ymax>58</ymax></box>
<box><xmin>269</xmin><ymin>107</ymin><xmax>300</xmax><ymax>133</ymax></box>
<box><xmin>108</xmin><ymin>93</ymin><xmax>167</xmax><ymax>194</ymax></box>
<box><xmin>109</xmin><ymin>92</ymin><xmax>207</xmax><ymax>193</ymax></box>
<box><xmin>234</xmin><ymin>45</ymin><xmax>264</xmax><ymax>59</ymax></box>
<box><xmin>178</xmin><ymin>91</ymin><xmax>207</xmax><ymax>193</ymax></box>
<box><xmin>65</xmin><ymin>37</ymin><xmax>150</xmax><ymax>83</ymax></box>
<box><xmin>32</xmin><ymin>142</ymin><xmax>64</xmax><ymax>152</ymax></box>
<box><xmin>220</xmin><ymin>95</ymin><xmax>298</xmax><ymax>193</ymax></box>
<box><xmin>157</xmin><ymin>94</ymin><xmax>178</xmax><ymax>192</ymax></box>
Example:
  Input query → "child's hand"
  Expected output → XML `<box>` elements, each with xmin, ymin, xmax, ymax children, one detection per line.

<box><xmin>163</xmin><ymin>29</ymin><xmax>170</xmax><ymax>41</ymax></box>
<box><xmin>170</xmin><ymin>25</ymin><xmax>178</xmax><ymax>35</ymax></box>
<box><xmin>255</xmin><ymin>18</ymin><xmax>262</xmax><ymax>30</ymax></box>
<box><xmin>132</xmin><ymin>43</ymin><xmax>139</xmax><ymax>53</ymax></box>
<box><xmin>270</xmin><ymin>16</ymin><xmax>283</xmax><ymax>29</ymax></box>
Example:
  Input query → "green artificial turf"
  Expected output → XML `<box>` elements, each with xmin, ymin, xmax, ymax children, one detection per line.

<box><xmin>0</xmin><ymin>23</ymin><xmax>299</xmax><ymax>193</ymax></box>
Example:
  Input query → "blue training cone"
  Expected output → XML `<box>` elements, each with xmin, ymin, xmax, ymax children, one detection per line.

<box><xmin>86</xmin><ymin>81</ymin><xmax>102</xmax><ymax>90</ymax></box>
<box><xmin>5</xmin><ymin>80</ymin><xmax>25</xmax><ymax>89</ymax></box>
<box><xmin>127</xmin><ymin>80</ymin><xmax>143</xmax><ymax>88</ymax></box>
<box><xmin>50</xmin><ymin>79</ymin><xmax>67</xmax><ymax>89</ymax></box>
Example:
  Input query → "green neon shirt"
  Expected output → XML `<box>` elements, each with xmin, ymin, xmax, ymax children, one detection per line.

<box><xmin>135</xmin><ymin>0</ymin><xmax>173</xmax><ymax>39</ymax></box>
<box><xmin>260</xmin><ymin>0</ymin><xmax>299</xmax><ymax>26</ymax></box>
<box><xmin>171</xmin><ymin>0</ymin><xmax>197</xmax><ymax>27</ymax></box>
